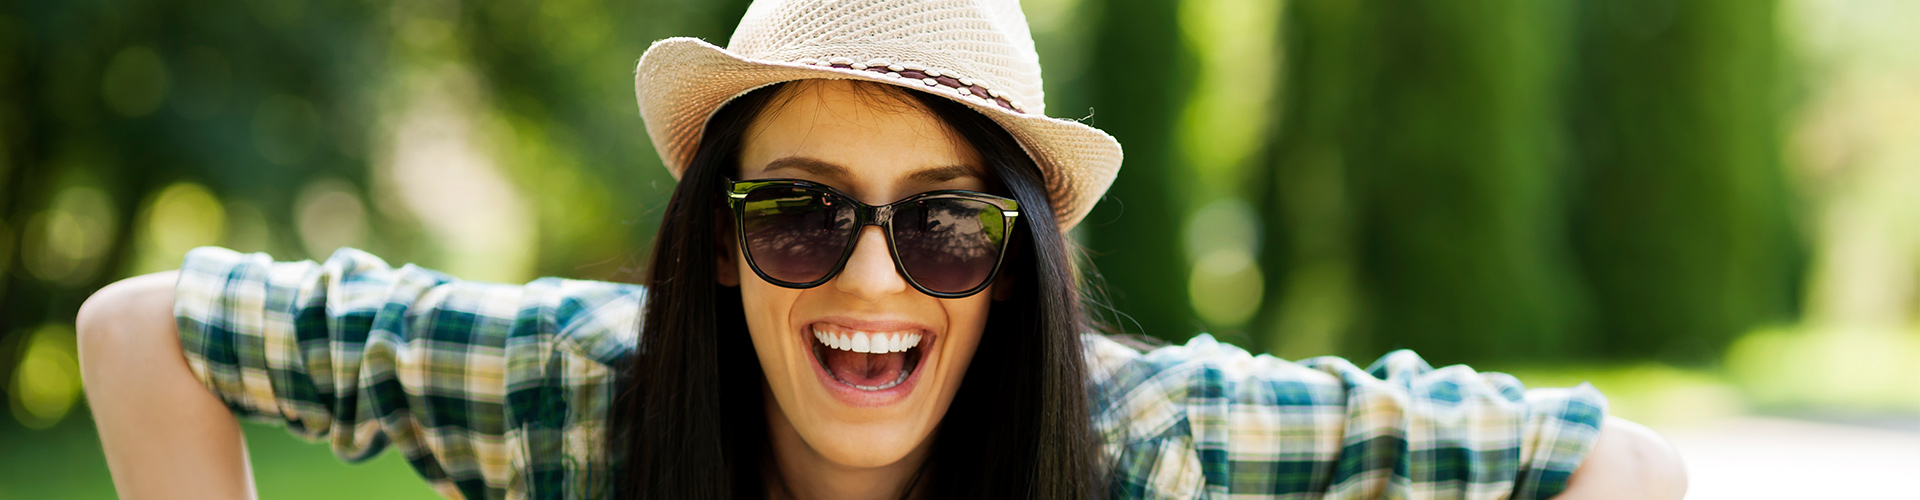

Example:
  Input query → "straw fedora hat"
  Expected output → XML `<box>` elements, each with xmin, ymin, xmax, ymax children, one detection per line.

<box><xmin>634</xmin><ymin>0</ymin><xmax>1123</xmax><ymax>230</ymax></box>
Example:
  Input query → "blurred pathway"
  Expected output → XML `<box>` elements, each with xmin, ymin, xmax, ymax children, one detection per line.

<box><xmin>1656</xmin><ymin>416</ymin><xmax>1920</xmax><ymax>499</ymax></box>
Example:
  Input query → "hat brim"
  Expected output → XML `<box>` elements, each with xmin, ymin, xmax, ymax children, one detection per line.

<box><xmin>635</xmin><ymin>37</ymin><xmax>1121</xmax><ymax>230</ymax></box>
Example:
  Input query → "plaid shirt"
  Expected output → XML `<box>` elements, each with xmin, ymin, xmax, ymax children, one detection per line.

<box><xmin>174</xmin><ymin>247</ymin><xmax>1604</xmax><ymax>499</ymax></box>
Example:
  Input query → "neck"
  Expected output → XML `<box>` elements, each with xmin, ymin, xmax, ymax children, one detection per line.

<box><xmin>763</xmin><ymin>392</ymin><xmax>932</xmax><ymax>500</ymax></box>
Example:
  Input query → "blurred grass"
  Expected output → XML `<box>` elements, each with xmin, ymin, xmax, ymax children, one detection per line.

<box><xmin>1494</xmin><ymin>326</ymin><xmax>1920</xmax><ymax>429</ymax></box>
<box><xmin>0</xmin><ymin>412</ymin><xmax>438</xmax><ymax>499</ymax></box>
<box><xmin>1494</xmin><ymin>361</ymin><xmax>1747</xmax><ymax>429</ymax></box>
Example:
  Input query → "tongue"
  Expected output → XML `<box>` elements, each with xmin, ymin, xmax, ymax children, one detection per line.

<box><xmin>823</xmin><ymin>348</ymin><xmax>907</xmax><ymax>387</ymax></box>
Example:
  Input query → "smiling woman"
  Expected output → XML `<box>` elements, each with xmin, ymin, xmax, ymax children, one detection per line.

<box><xmin>621</xmin><ymin>78</ymin><xmax>1098</xmax><ymax>498</ymax></box>
<box><xmin>74</xmin><ymin>0</ymin><xmax>1685</xmax><ymax>499</ymax></box>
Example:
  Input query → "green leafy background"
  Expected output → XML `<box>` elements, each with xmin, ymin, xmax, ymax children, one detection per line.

<box><xmin>3</xmin><ymin>0</ymin><xmax>1918</xmax><ymax>497</ymax></box>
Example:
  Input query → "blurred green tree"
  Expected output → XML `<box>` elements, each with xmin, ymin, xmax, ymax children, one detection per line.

<box><xmin>1</xmin><ymin>0</ymin><xmax>392</xmax><ymax>385</ymax></box>
<box><xmin>1259</xmin><ymin>0</ymin><xmax>1584</xmax><ymax>364</ymax></box>
<box><xmin>0</xmin><ymin>0</ymin><xmax>750</xmax><ymax>430</ymax></box>
<box><xmin>1566</xmin><ymin>0</ymin><xmax>1802</xmax><ymax>361</ymax></box>
<box><xmin>0</xmin><ymin>0</ymin><xmax>1812</xmax><ymax>426</ymax></box>
<box><xmin>1079</xmin><ymin>0</ymin><xmax>1198</xmax><ymax>342</ymax></box>
<box><xmin>1256</xmin><ymin>0</ymin><xmax>1802</xmax><ymax>364</ymax></box>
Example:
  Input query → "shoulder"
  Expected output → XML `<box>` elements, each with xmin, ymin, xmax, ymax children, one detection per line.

<box><xmin>1083</xmin><ymin>334</ymin><xmax>1349</xmax><ymax>441</ymax></box>
<box><xmin>521</xmin><ymin>276</ymin><xmax>645</xmax><ymax>367</ymax></box>
<box><xmin>1083</xmin><ymin>333</ymin><xmax>1349</xmax><ymax>397</ymax></box>
<box><xmin>1083</xmin><ymin>334</ymin><xmax>1355</xmax><ymax>496</ymax></box>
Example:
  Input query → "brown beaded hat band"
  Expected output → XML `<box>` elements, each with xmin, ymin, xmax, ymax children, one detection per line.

<box><xmin>634</xmin><ymin>0</ymin><xmax>1124</xmax><ymax>230</ymax></box>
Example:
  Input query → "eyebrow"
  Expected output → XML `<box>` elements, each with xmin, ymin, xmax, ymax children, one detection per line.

<box><xmin>760</xmin><ymin>156</ymin><xmax>982</xmax><ymax>185</ymax></box>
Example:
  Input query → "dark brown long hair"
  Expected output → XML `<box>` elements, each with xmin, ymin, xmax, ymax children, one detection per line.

<box><xmin>612</xmin><ymin>80</ymin><xmax>1105</xmax><ymax>499</ymax></box>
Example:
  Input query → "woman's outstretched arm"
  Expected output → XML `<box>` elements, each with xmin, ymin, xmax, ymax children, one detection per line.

<box><xmin>1088</xmin><ymin>334</ymin><xmax>1685</xmax><ymax>498</ymax></box>
<box><xmin>79</xmin><ymin>271</ymin><xmax>258</xmax><ymax>500</ymax></box>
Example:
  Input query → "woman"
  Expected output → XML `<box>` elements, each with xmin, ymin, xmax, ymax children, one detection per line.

<box><xmin>77</xmin><ymin>0</ymin><xmax>1685</xmax><ymax>498</ymax></box>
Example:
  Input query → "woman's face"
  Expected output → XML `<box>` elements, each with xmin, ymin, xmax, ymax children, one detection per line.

<box><xmin>721</xmin><ymin>80</ymin><xmax>999</xmax><ymax>469</ymax></box>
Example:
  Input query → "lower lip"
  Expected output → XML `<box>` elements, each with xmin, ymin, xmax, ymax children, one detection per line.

<box><xmin>804</xmin><ymin>325</ymin><xmax>935</xmax><ymax>408</ymax></box>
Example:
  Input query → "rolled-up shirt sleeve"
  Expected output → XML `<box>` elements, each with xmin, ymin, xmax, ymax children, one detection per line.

<box><xmin>172</xmin><ymin>246</ymin><xmax>642</xmax><ymax>499</ymax></box>
<box><xmin>1088</xmin><ymin>334</ymin><xmax>1606</xmax><ymax>499</ymax></box>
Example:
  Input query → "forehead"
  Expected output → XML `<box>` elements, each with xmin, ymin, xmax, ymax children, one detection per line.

<box><xmin>737</xmin><ymin>80</ymin><xmax>988</xmax><ymax>199</ymax></box>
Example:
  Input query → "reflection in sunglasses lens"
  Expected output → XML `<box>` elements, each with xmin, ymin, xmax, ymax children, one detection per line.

<box><xmin>742</xmin><ymin>187</ymin><xmax>854</xmax><ymax>284</ymax></box>
<box><xmin>894</xmin><ymin>198</ymin><xmax>1002</xmax><ymax>294</ymax></box>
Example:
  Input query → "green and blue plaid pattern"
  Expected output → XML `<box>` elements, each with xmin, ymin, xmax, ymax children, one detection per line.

<box><xmin>174</xmin><ymin>247</ymin><xmax>1604</xmax><ymax>499</ymax></box>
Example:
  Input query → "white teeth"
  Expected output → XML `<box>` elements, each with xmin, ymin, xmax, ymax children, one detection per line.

<box><xmin>812</xmin><ymin>325</ymin><xmax>925</xmax><ymax>353</ymax></box>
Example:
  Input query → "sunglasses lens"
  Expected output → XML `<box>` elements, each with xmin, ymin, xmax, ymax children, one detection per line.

<box><xmin>740</xmin><ymin>186</ymin><xmax>856</xmax><ymax>285</ymax></box>
<box><xmin>892</xmin><ymin>197</ymin><xmax>1009</xmax><ymax>295</ymax></box>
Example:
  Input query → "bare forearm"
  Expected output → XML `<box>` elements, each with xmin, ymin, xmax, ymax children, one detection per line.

<box><xmin>1555</xmin><ymin>416</ymin><xmax>1687</xmax><ymax>499</ymax></box>
<box><xmin>79</xmin><ymin>271</ymin><xmax>257</xmax><ymax>500</ymax></box>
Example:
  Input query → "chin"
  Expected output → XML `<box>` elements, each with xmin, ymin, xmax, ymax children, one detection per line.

<box><xmin>752</xmin><ymin>312</ymin><xmax>981</xmax><ymax>472</ymax></box>
<box><xmin>804</xmin><ymin>418</ymin><xmax>930</xmax><ymax>468</ymax></box>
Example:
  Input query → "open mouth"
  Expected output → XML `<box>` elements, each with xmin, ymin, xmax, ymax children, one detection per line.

<box><xmin>809</xmin><ymin>322</ymin><xmax>927</xmax><ymax>391</ymax></box>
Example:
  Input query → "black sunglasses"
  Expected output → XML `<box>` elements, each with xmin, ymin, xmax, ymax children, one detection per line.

<box><xmin>724</xmin><ymin>178</ymin><xmax>1021</xmax><ymax>299</ymax></box>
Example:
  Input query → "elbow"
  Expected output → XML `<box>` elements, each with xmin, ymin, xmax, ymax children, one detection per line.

<box><xmin>1559</xmin><ymin>416</ymin><xmax>1688</xmax><ymax>499</ymax></box>
<box><xmin>1612</xmin><ymin>416</ymin><xmax>1687</xmax><ymax>498</ymax></box>
<box><xmin>77</xmin><ymin>271</ymin><xmax>182</xmax><ymax>390</ymax></box>
<box><xmin>77</xmin><ymin>278</ymin><xmax>129</xmax><ymax>374</ymax></box>
<box><xmin>78</xmin><ymin>275</ymin><xmax>139</xmax><ymax>368</ymax></box>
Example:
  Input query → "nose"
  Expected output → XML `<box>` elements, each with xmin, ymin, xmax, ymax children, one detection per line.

<box><xmin>833</xmin><ymin>226</ymin><xmax>910</xmax><ymax>301</ymax></box>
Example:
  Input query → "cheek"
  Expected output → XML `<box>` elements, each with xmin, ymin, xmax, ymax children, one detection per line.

<box><xmin>936</xmin><ymin>295</ymin><xmax>995</xmax><ymax>383</ymax></box>
<box><xmin>737</xmin><ymin>255</ymin><xmax>781</xmax><ymax>324</ymax></box>
<box><xmin>737</xmin><ymin>260</ymin><xmax>800</xmax><ymax>373</ymax></box>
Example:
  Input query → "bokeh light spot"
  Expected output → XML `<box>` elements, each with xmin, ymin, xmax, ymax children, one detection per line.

<box><xmin>1185</xmin><ymin>198</ymin><xmax>1265</xmax><ymax>328</ymax></box>
<box><xmin>379</xmin><ymin>67</ymin><xmax>536</xmax><ymax>282</ymax></box>
<box><xmin>9</xmin><ymin>324</ymin><xmax>82</xmax><ymax>430</ymax></box>
<box><xmin>295</xmin><ymin>179</ymin><xmax>368</xmax><ymax>258</ymax></box>
<box><xmin>22</xmin><ymin>186</ymin><xmax>118</xmax><ymax>286</ymax></box>
<box><xmin>133</xmin><ymin>182</ymin><xmax>228</xmax><ymax>273</ymax></box>
<box><xmin>1189</xmin><ymin>248</ymin><xmax>1265</xmax><ymax>328</ymax></box>
<box><xmin>100</xmin><ymin>45</ymin><xmax>170</xmax><ymax>118</ymax></box>
<box><xmin>149</xmin><ymin>182</ymin><xmax>226</xmax><ymax>252</ymax></box>
<box><xmin>1184</xmin><ymin>198</ymin><xmax>1261</xmax><ymax>263</ymax></box>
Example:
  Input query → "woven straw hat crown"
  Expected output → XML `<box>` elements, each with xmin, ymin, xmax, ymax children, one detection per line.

<box><xmin>635</xmin><ymin>0</ymin><xmax>1123</xmax><ymax>229</ymax></box>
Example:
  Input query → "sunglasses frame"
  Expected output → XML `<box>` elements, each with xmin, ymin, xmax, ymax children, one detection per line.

<box><xmin>724</xmin><ymin>177</ymin><xmax>1022</xmax><ymax>299</ymax></box>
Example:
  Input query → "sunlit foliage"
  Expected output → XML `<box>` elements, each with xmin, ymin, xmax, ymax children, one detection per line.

<box><xmin>0</xmin><ymin>0</ymin><xmax>1912</xmax><ymax>449</ymax></box>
